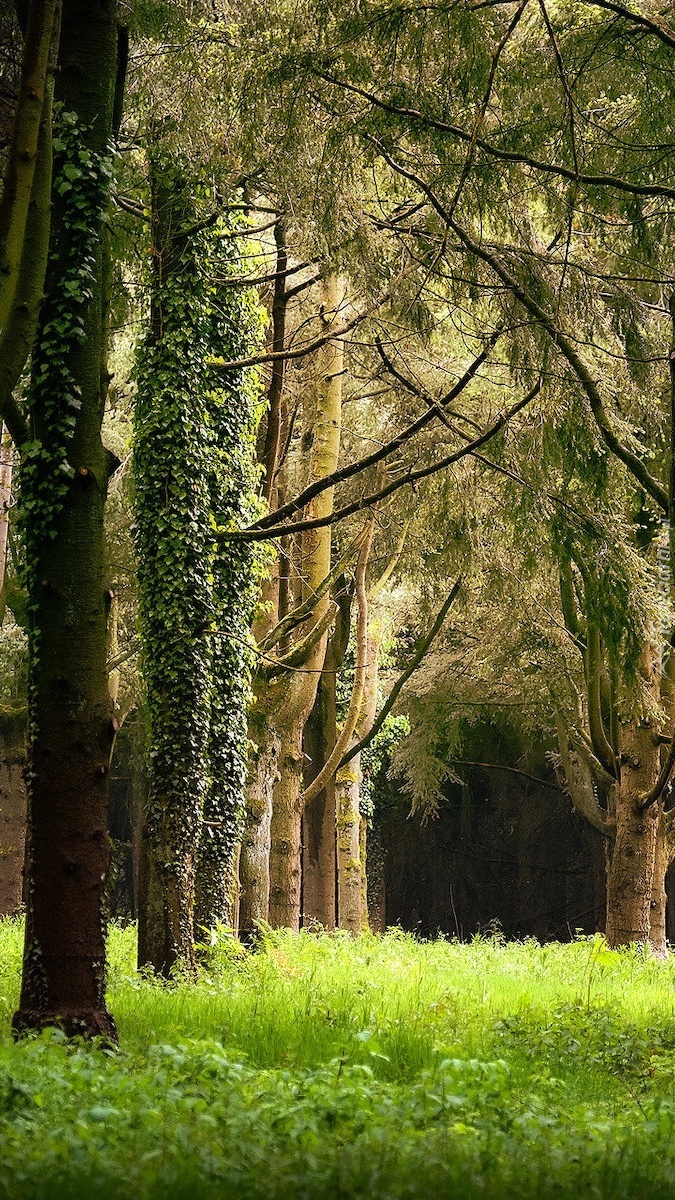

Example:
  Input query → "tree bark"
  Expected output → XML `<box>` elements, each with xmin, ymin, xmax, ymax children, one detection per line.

<box><xmin>649</xmin><ymin>811</ymin><xmax>673</xmax><ymax>957</ymax></box>
<box><xmin>238</xmin><ymin>705</ymin><xmax>279</xmax><ymax>942</ymax></box>
<box><xmin>605</xmin><ymin>719</ymin><xmax>661</xmax><ymax>948</ymax></box>
<box><xmin>0</xmin><ymin>707</ymin><xmax>27</xmax><ymax>917</ymax></box>
<box><xmin>13</xmin><ymin>0</ymin><xmax>122</xmax><ymax>1041</ymax></box>
<box><xmin>267</xmin><ymin>276</ymin><xmax>344</xmax><ymax>929</ymax></box>
<box><xmin>301</xmin><ymin>655</ymin><xmax>337</xmax><ymax>929</ymax></box>
<box><xmin>0</xmin><ymin>0</ymin><xmax>59</xmax><ymax>332</ymax></box>
<box><xmin>335</xmin><ymin>755</ymin><xmax>363</xmax><ymax>933</ymax></box>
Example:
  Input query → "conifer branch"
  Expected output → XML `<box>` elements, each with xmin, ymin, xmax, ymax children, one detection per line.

<box><xmin>221</xmin><ymin>378</ymin><xmax>541</xmax><ymax>542</ymax></box>
<box><xmin>312</xmin><ymin>72</ymin><xmax>675</xmax><ymax>201</ymax></box>
<box><xmin>366</xmin><ymin>137</ymin><xmax>669</xmax><ymax>514</ymax></box>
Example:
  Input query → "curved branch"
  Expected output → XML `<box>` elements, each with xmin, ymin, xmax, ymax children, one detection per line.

<box><xmin>300</xmin><ymin>519</ymin><xmax>375</xmax><ymax>807</ymax></box>
<box><xmin>641</xmin><ymin>733</ymin><xmax>675</xmax><ymax>811</ymax></box>
<box><xmin>222</xmin><ymin>378</ymin><xmax>541</xmax><ymax>542</ymax></box>
<box><xmin>250</xmin><ymin>330</ymin><xmax>500</xmax><ymax>532</ymax></box>
<box><xmin>338</xmin><ymin>578</ymin><xmax>462</xmax><ymax>770</ymax></box>
<box><xmin>587</xmin><ymin>0</ymin><xmax>675</xmax><ymax>50</ymax></box>
<box><xmin>367</xmin><ymin>137</ymin><xmax>668</xmax><ymax>513</ymax></box>
<box><xmin>265</xmin><ymin>602</ymin><xmax>337</xmax><ymax>676</ymax></box>
<box><xmin>260</xmin><ymin>527</ymin><xmax>366</xmax><ymax>653</ymax></box>
<box><xmin>312</xmin><ymin>71</ymin><xmax>675</xmax><ymax>201</ymax></box>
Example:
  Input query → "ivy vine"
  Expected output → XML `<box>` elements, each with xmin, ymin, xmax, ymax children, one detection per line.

<box><xmin>21</xmin><ymin>109</ymin><xmax>113</xmax><ymax>563</ymax></box>
<box><xmin>133</xmin><ymin>151</ymin><xmax>266</xmax><ymax>948</ymax></box>
<box><xmin>19</xmin><ymin>107</ymin><xmax>114</xmax><ymax>754</ymax></box>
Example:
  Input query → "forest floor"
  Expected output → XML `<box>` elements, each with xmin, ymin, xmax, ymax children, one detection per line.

<box><xmin>2</xmin><ymin>922</ymin><xmax>675</xmax><ymax>1197</ymax></box>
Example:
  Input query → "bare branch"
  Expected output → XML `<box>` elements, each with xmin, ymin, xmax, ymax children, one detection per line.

<box><xmin>249</xmin><ymin>330</ymin><xmax>500</xmax><ymax>533</ymax></box>
<box><xmin>338</xmin><ymin>579</ymin><xmax>462</xmax><ymax>770</ymax></box>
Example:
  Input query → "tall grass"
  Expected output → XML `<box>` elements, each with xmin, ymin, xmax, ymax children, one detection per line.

<box><xmin>2</xmin><ymin>919</ymin><xmax>675</xmax><ymax>1197</ymax></box>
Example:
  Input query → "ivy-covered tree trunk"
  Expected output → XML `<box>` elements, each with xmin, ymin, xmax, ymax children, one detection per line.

<box><xmin>134</xmin><ymin>152</ymin><xmax>263</xmax><ymax>974</ymax></box>
<box><xmin>13</xmin><ymin>0</ymin><xmax>122</xmax><ymax>1040</ymax></box>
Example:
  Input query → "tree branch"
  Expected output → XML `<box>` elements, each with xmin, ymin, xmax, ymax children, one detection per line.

<box><xmin>338</xmin><ymin>578</ymin><xmax>462</xmax><ymax>769</ymax></box>
<box><xmin>301</xmin><ymin>519</ymin><xmax>375</xmax><ymax>806</ymax></box>
<box><xmin>265</xmin><ymin>602</ymin><xmax>337</xmax><ymax>675</ymax></box>
<box><xmin>587</xmin><ymin>0</ymin><xmax>675</xmax><ymax>51</ymax></box>
<box><xmin>312</xmin><ymin>70</ymin><xmax>675</xmax><ymax>201</ymax></box>
<box><xmin>249</xmin><ymin>330</ymin><xmax>500</xmax><ymax>532</ymax></box>
<box><xmin>260</xmin><ymin>527</ymin><xmax>366</xmax><ymax>653</ymax></box>
<box><xmin>367</xmin><ymin>136</ymin><xmax>669</xmax><ymax>513</ymax></box>
<box><xmin>641</xmin><ymin>733</ymin><xmax>675</xmax><ymax>810</ymax></box>
<box><xmin>223</xmin><ymin>378</ymin><xmax>541</xmax><ymax>542</ymax></box>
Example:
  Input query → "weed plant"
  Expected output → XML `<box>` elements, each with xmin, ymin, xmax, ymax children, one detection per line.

<box><xmin>2</xmin><ymin>920</ymin><xmax>675</xmax><ymax>1196</ymax></box>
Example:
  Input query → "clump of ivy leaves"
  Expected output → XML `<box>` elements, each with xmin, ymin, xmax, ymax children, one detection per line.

<box><xmin>18</xmin><ymin>108</ymin><xmax>114</xmax><ymax>756</ymax></box>
<box><xmin>132</xmin><ymin>151</ymin><xmax>268</xmax><ymax>936</ymax></box>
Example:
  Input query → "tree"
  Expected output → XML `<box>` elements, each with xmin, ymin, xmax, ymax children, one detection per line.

<box><xmin>133</xmin><ymin>148</ymin><xmax>264</xmax><ymax>975</ymax></box>
<box><xmin>13</xmin><ymin>0</ymin><xmax>127</xmax><ymax>1039</ymax></box>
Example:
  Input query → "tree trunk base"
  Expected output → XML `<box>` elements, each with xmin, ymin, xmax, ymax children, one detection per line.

<box><xmin>12</xmin><ymin>1006</ymin><xmax>118</xmax><ymax>1045</ymax></box>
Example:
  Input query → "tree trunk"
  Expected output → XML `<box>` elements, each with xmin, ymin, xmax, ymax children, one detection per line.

<box><xmin>13</xmin><ymin>0</ymin><xmax>122</xmax><ymax>1040</ymax></box>
<box><xmin>267</xmin><ymin>276</ymin><xmax>344</xmax><ymax>928</ymax></box>
<box><xmin>269</xmin><ymin>724</ymin><xmax>305</xmax><ymax>929</ymax></box>
<box><xmin>0</xmin><ymin>708</ymin><xmax>27</xmax><ymax>917</ymax></box>
<box><xmin>0</xmin><ymin>0</ymin><xmax>59</xmax><ymax>332</ymax></box>
<box><xmin>649</xmin><ymin>811</ymin><xmax>673</xmax><ymax>957</ymax></box>
<box><xmin>302</xmin><ymin>639</ymin><xmax>338</xmax><ymax>928</ymax></box>
<box><xmin>336</xmin><ymin>755</ymin><xmax>363</xmax><ymax>933</ymax></box>
<box><xmin>238</xmin><ymin>710</ymin><xmax>279</xmax><ymax>942</ymax></box>
<box><xmin>605</xmin><ymin>720</ymin><xmax>660</xmax><ymax>949</ymax></box>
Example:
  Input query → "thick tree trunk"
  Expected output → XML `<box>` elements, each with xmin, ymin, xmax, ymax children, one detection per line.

<box><xmin>13</xmin><ymin>0</ymin><xmax>122</xmax><ymax>1040</ymax></box>
<box><xmin>605</xmin><ymin>721</ymin><xmax>660</xmax><ymax>949</ymax></box>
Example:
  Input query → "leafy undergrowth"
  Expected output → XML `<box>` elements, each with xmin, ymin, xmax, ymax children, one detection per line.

<box><xmin>2</xmin><ymin>922</ymin><xmax>675</xmax><ymax>1196</ymax></box>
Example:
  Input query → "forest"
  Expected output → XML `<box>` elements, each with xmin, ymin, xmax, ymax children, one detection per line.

<box><xmin>1</xmin><ymin>0</ymin><xmax>675</xmax><ymax>1195</ymax></box>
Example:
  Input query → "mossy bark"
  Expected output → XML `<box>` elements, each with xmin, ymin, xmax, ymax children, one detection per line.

<box><xmin>238</xmin><ymin>705</ymin><xmax>280</xmax><ymax>942</ymax></box>
<box><xmin>335</xmin><ymin>758</ymin><xmax>363</xmax><ymax>934</ymax></box>
<box><xmin>13</xmin><ymin>0</ymin><xmax>121</xmax><ymax>1041</ymax></box>
<box><xmin>0</xmin><ymin>0</ymin><xmax>59</xmax><ymax>333</ymax></box>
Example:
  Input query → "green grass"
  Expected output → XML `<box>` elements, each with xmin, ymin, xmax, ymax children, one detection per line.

<box><xmin>3</xmin><ymin>920</ymin><xmax>675</xmax><ymax>1196</ymax></box>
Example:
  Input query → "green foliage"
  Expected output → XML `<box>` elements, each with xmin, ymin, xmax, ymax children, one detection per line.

<box><xmin>133</xmin><ymin>151</ymin><xmax>267</xmax><ymax>925</ymax></box>
<box><xmin>2</xmin><ymin>923</ymin><xmax>675</xmax><ymax>1195</ymax></box>
<box><xmin>361</xmin><ymin>712</ymin><xmax>410</xmax><ymax>819</ymax></box>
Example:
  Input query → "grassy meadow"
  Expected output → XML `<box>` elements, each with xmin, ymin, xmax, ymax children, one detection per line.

<box><xmin>2</xmin><ymin>920</ymin><xmax>675</xmax><ymax>1196</ymax></box>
